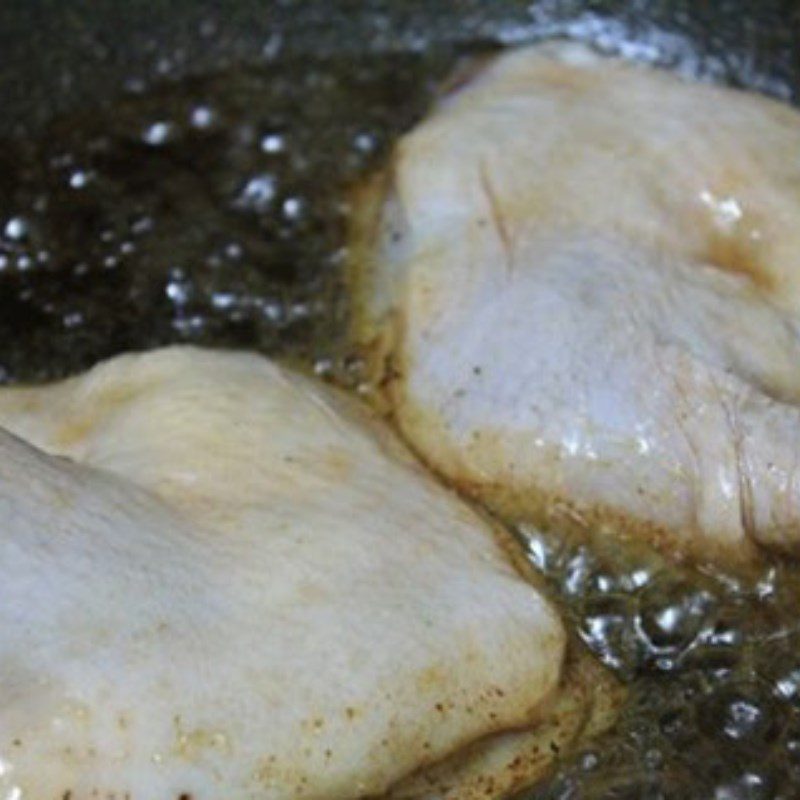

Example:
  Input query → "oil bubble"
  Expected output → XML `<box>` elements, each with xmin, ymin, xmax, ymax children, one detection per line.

<box><xmin>142</xmin><ymin>120</ymin><xmax>176</xmax><ymax>146</ymax></box>
<box><xmin>698</xmin><ymin>683</ymin><xmax>784</xmax><ymax>749</ymax></box>
<box><xmin>636</xmin><ymin>579</ymin><xmax>712</xmax><ymax>660</ymax></box>
<box><xmin>3</xmin><ymin>217</ymin><xmax>28</xmax><ymax>242</ymax></box>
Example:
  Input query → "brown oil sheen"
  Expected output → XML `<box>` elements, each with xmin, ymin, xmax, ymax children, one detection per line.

<box><xmin>2</xmin><ymin>50</ymin><xmax>800</xmax><ymax>800</ymax></box>
<box><xmin>0</xmin><ymin>53</ymin><xmax>453</xmax><ymax>383</ymax></box>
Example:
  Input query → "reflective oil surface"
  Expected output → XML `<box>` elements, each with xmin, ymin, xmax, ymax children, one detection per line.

<box><xmin>517</xmin><ymin>523</ymin><xmax>800</xmax><ymax>799</ymax></box>
<box><xmin>3</xmin><ymin>45</ymin><xmax>800</xmax><ymax>800</ymax></box>
<box><xmin>0</xmin><ymin>52</ymin><xmax>452</xmax><ymax>382</ymax></box>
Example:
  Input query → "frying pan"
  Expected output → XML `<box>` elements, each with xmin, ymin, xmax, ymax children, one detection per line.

<box><xmin>1</xmin><ymin>1</ymin><xmax>800</xmax><ymax>798</ymax></box>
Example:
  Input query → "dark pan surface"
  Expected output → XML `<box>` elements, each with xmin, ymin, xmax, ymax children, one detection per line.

<box><xmin>1</xmin><ymin>0</ymin><xmax>799</xmax><ymax>136</ymax></box>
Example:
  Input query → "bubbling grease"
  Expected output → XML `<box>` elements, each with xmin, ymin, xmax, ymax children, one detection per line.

<box><xmin>518</xmin><ymin>521</ymin><xmax>800</xmax><ymax>799</ymax></box>
<box><xmin>2</xmin><ymin>45</ymin><xmax>800</xmax><ymax>800</ymax></box>
<box><xmin>0</xmin><ymin>52</ymin><xmax>453</xmax><ymax>383</ymax></box>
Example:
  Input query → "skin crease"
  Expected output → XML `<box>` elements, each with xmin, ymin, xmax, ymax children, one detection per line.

<box><xmin>388</xmin><ymin>646</ymin><xmax>623</xmax><ymax>800</ymax></box>
<box><xmin>351</xmin><ymin>41</ymin><xmax>800</xmax><ymax>565</ymax></box>
<box><xmin>0</xmin><ymin>346</ymin><xmax>613</xmax><ymax>800</ymax></box>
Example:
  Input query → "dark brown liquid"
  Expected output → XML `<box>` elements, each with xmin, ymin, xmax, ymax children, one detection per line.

<box><xmin>2</xmin><ymin>49</ymin><xmax>800</xmax><ymax>800</ymax></box>
<box><xmin>0</xmin><ymin>52</ymin><xmax>453</xmax><ymax>383</ymax></box>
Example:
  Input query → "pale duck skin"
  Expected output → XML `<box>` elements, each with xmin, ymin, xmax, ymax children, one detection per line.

<box><xmin>0</xmin><ymin>346</ymin><xmax>583</xmax><ymax>800</ymax></box>
<box><xmin>351</xmin><ymin>42</ymin><xmax>800</xmax><ymax>562</ymax></box>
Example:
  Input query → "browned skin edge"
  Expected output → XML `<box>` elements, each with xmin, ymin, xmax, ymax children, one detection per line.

<box><xmin>381</xmin><ymin>645</ymin><xmax>624</xmax><ymax>800</ymax></box>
